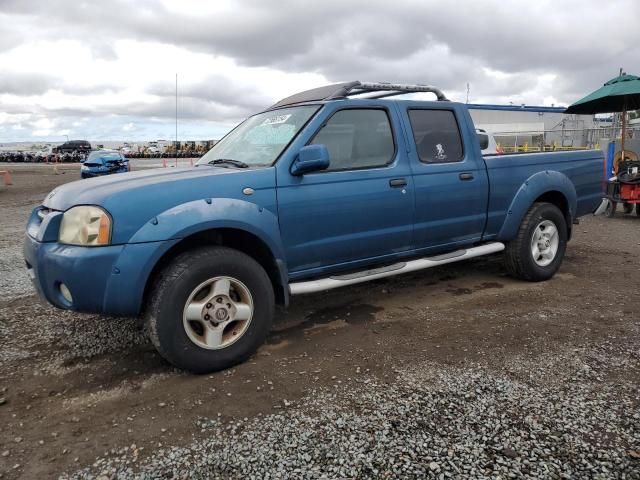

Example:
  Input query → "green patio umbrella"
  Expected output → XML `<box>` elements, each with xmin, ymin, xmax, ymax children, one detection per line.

<box><xmin>565</xmin><ymin>73</ymin><xmax>640</xmax><ymax>155</ymax></box>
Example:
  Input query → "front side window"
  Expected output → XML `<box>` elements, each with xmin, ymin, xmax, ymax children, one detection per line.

<box><xmin>311</xmin><ymin>109</ymin><xmax>395</xmax><ymax>171</ymax></box>
<box><xmin>408</xmin><ymin>109</ymin><xmax>464</xmax><ymax>163</ymax></box>
<box><xmin>198</xmin><ymin>105</ymin><xmax>319</xmax><ymax>167</ymax></box>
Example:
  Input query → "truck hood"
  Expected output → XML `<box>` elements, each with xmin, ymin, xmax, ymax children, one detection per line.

<box><xmin>43</xmin><ymin>166</ymin><xmax>277</xmax><ymax>244</ymax></box>
<box><xmin>44</xmin><ymin>167</ymin><xmax>241</xmax><ymax>209</ymax></box>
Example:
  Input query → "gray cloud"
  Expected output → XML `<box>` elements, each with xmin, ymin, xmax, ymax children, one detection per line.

<box><xmin>0</xmin><ymin>72</ymin><xmax>60</xmax><ymax>95</ymax></box>
<box><xmin>0</xmin><ymin>71</ymin><xmax>122</xmax><ymax>97</ymax></box>
<box><xmin>1</xmin><ymin>0</ymin><xmax>639</xmax><ymax>141</ymax></box>
<box><xmin>89</xmin><ymin>43</ymin><xmax>119</xmax><ymax>61</ymax></box>
<box><xmin>4</xmin><ymin>0</ymin><xmax>639</xmax><ymax>98</ymax></box>
<box><xmin>61</xmin><ymin>83</ymin><xmax>123</xmax><ymax>95</ymax></box>
<box><xmin>147</xmin><ymin>74</ymin><xmax>272</xmax><ymax>112</ymax></box>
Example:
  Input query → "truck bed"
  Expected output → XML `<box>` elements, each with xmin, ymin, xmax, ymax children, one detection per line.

<box><xmin>482</xmin><ymin>150</ymin><xmax>604</xmax><ymax>239</ymax></box>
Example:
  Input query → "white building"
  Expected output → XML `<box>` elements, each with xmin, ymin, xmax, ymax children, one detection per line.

<box><xmin>467</xmin><ymin>104</ymin><xmax>598</xmax><ymax>150</ymax></box>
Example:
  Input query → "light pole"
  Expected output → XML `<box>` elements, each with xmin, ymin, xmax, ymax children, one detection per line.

<box><xmin>63</xmin><ymin>135</ymin><xmax>69</xmax><ymax>142</ymax></box>
<box><xmin>175</xmin><ymin>72</ymin><xmax>178</xmax><ymax>167</ymax></box>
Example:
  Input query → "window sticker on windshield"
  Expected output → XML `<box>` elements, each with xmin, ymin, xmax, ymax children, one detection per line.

<box><xmin>261</xmin><ymin>114</ymin><xmax>291</xmax><ymax>125</ymax></box>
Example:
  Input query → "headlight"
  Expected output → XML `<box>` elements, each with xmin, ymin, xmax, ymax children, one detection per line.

<box><xmin>59</xmin><ymin>206</ymin><xmax>112</xmax><ymax>246</ymax></box>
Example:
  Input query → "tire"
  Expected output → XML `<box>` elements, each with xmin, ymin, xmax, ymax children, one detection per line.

<box><xmin>605</xmin><ymin>200</ymin><xmax>617</xmax><ymax>218</ymax></box>
<box><xmin>622</xmin><ymin>202</ymin><xmax>633</xmax><ymax>214</ymax></box>
<box><xmin>637</xmin><ymin>204</ymin><xmax>640</xmax><ymax>216</ymax></box>
<box><xmin>504</xmin><ymin>202</ymin><xmax>568</xmax><ymax>282</ymax></box>
<box><xmin>145</xmin><ymin>246</ymin><xmax>274</xmax><ymax>373</ymax></box>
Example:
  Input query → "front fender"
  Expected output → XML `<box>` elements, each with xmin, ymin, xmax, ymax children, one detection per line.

<box><xmin>128</xmin><ymin>197</ymin><xmax>286</xmax><ymax>261</ymax></box>
<box><xmin>103</xmin><ymin>198</ymin><xmax>287</xmax><ymax>315</ymax></box>
<box><xmin>497</xmin><ymin>170</ymin><xmax>577</xmax><ymax>241</ymax></box>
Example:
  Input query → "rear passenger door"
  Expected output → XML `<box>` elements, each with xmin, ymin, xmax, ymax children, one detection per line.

<box><xmin>277</xmin><ymin>105</ymin><xmax>415</xmax><ymax>277</ymax></box>
<box><xmin>400</xmin><ymin>104</ymin><xmax>489</xmax><ymax>251</ymax></box>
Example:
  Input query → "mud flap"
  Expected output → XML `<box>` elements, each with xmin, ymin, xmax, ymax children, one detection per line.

<box><xmin>593</xmin><ymin>198</ymin><xmax>610</xmax><ymax>216</ymax></box>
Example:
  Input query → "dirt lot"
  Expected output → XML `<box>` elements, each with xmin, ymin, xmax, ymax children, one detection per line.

<box><xmin>0</xmin><ymin>168</ymin><xmax>638</xmax><ymax>479</ymax></box>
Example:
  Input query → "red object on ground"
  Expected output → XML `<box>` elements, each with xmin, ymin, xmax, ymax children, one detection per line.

<box><xmin>0</xmin><ymin>170</ymin><xmax>13</xmax><ymax>186</ymax></box>
<box><xmin>620</xmin><ymin>183</ymin><xmax>640</xmax><ymax>203</ymax></box>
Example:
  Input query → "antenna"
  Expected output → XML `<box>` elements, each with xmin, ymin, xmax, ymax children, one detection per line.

<box><xmin>175</xmin><ymin>73</ymin><xmax>178</xmax><ymax>167</ymax></box>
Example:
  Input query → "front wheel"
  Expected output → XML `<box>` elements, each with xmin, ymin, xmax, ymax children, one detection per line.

<box><xmin>504</xmin><ymin>202</ymin><xmax>568</xmax><ymax>282</ymax></box>
<box><xmin>145</xmin><ymin>246</ymin><xmax>274</xmax><ymax>373</ymax></box>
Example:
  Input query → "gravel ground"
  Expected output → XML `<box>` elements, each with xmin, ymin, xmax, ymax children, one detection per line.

<box><xmin>0</xmin><ymin>196</ymin><xmax>37</xmax><ymax>300</ymax></box>
<box><xmin>0</xmin><ymin>170</ymin><xmax>638</xmax><ymax>479</ymax></box>
<box><xmin>66</xmin><ymin>340</ymin><xmax>640</xmax><ymax>480</ymax></box>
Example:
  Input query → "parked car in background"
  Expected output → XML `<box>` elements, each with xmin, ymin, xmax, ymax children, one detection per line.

<box><xmin>80</xmin><ymin>150</ymin><xmax>128</xmax><ymax>178</ymax></box>
<box><xmin>25</xmin><ymin>81</ymin><xmax>603</xmax><ymax>374</ymax></box>
<box><xmin>54</xmin><ymin>140</ymin><xmax>92</xmax><ymax>154</ymax></box>
<box><xmin>35</xmin><ymin>146</ymin><xmax>54</xmax><ymax>161</ymax></box>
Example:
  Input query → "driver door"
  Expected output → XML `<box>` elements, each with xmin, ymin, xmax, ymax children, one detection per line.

<box><xmin>276</xmin><ymin>104</ymin><xmax>415</xmax><ymax>278</ymax></box>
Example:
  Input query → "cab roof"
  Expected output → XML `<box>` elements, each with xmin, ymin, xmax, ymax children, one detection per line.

<box><xmin>269</xmin><ymin>81</ymin><xmax>449</xmax><ymax>109</ymax></box>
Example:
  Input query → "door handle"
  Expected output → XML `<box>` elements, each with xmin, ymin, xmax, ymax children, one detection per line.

<box><xmin>459</xmin><ymin>172</ymin><xmax>474</xmax><ymax>181</ymax></box>
<box><xmin>389</xmin><ymin>178</ymin><xmax>407</xmax><ymax>188</ymax></box>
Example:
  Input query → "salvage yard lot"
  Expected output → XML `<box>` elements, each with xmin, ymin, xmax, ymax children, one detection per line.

<box><xmin>0</xmin><ymin>169</ymin><xmax>638</xmax><ymax>479</ymax></box>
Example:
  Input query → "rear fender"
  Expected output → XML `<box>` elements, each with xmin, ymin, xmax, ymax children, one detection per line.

<box><xmin>497</xmin><ymin>170</ymin><xmax>577</xmax><ymax>241</ymax></box>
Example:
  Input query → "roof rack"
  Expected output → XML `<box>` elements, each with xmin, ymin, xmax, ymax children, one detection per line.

<box><xmin>269</xmin><ymin>81</ymin><xmax>448</xmax><ymax>109</ymax></box>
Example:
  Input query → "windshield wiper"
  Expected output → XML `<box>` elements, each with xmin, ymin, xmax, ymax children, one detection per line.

<box><xmin>207</xmin><ymin>158</ymin><xmax>249</xmax><ymax>168</ymax></box>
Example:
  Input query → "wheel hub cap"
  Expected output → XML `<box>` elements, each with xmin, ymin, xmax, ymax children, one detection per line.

<box><xmin>530</xmin><ymin>220</ymin><xmax>559</xmax><ymax>267</ymax></box>
<box><xmin>182</xmin><ymin>276</ymin><xmax>254</xmax><ymax>350</ymax></box>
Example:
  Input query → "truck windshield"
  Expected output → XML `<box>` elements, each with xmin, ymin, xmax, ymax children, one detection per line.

<box><xmin>198</xmin><ymin>105</ymin><xmax>319</xmax><ymax>167</ymax></box>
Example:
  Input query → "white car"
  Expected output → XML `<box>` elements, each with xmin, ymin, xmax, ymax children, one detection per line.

<box><xmin>35</xmin><ymin>146</ymin><xmax>53</xmax><ymax>159</ymax></box>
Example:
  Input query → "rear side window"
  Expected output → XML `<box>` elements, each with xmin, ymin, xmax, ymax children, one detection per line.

<box><xmin>311</xmin><ymin>109</ymin><xmax>395</xmax><ymax>171</ymax></box>
<box><xmin>408</xmin><ymin>109</ymin><xmax>464</xmax><ymax>163</ymax></box>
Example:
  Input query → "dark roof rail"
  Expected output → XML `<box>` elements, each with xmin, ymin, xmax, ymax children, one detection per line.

<box><xmin>337</xmin><ymin>82</ymin><xmax>449</xmax><ymax>101</ymax></box>
<box><xmin>269</xmin><ymin>81</ymin><xmax>448</xmax><ymax>109</ymax></box>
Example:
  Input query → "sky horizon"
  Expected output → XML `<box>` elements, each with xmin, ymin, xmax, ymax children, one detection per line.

<box><xmin>1</xmin><ymin>0</ymin><xmax>638</xmax><ymax>142</ymax></box>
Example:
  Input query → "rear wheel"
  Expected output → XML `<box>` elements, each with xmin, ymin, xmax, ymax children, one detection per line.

<box><xmin>145</xmin><ymin>246</ymin><xmax>274</xmax><ymax>373</ymax></box>
<box><xmin>622</xmin><ymin>202</ymin><xmax>633</xmax><ymax>214</ymax></box>
<box><xmin>504</xmin><ymin>202</ymin><xmax>568</xmax><ymax>282</ymax></box>
<box><xmin>636</xmin><ymin>204</ymin><xmax>640</xmax><ymax>216</ymax></box>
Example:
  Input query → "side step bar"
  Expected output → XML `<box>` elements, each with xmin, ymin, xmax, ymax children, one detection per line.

<box><xmin>289</xmin><ymin>242</ymin><xmax>505</xmax><ymax>295</ymax></box>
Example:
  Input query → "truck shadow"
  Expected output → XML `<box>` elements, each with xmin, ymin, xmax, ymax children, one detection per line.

<box><xmin>14</xmin><ymin>253</ymin><xmax>510</xmax><ymax>389</ymax></box>
<box><xmin>269</xmin><ymin>254</ymin><xmax>508</xmax><ymax>343</ymax></box>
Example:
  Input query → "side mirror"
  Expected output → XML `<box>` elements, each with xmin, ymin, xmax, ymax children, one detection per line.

<box><xmin>291</xmin><ymin>144</ymin><xmax>330</xmax><ymax>176</ymax></box>
<box><xmin>477</xmin><ymin>132</ymin><xmax>489</xmax><ymax>150</ymax></box>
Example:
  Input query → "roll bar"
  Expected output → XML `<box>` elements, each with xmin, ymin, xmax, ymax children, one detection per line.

<box><xmin>269</xmin><ymin>81</ymin><xmax>449</xmax><ymax>109</ymax></box>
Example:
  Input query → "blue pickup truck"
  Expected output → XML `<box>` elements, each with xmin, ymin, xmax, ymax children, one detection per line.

<box><xmin>24</xmin><ymin>82</ymin><xmax>604</xmax><ymax>373</ymax></box>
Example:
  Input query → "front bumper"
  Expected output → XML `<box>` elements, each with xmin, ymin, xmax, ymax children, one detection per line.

<box><xmin>24</xmin><ymin>207</ymin><xmax>178</xmax><ymax>315</ymax></box>
<box><xmin>24</xmin><ymin>233</ymin><xmax>125</xmax><ymax>312</ymax></box>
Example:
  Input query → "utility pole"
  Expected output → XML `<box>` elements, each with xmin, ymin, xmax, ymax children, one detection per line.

<box><xmin>175</xmin><ymin>73</ymin><xmax>178</xmax><ymax>167</ymax></box>
<box><xmin>466</xmin><ymin>83</ymin><xmax>470</xmax><ymax>104</ymax></box>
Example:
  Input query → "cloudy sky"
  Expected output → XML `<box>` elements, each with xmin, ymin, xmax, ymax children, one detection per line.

<box><xmin>0</xmin><ymin>0</ymin><xmax>638</xmax><ymax>143</ymax></box>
